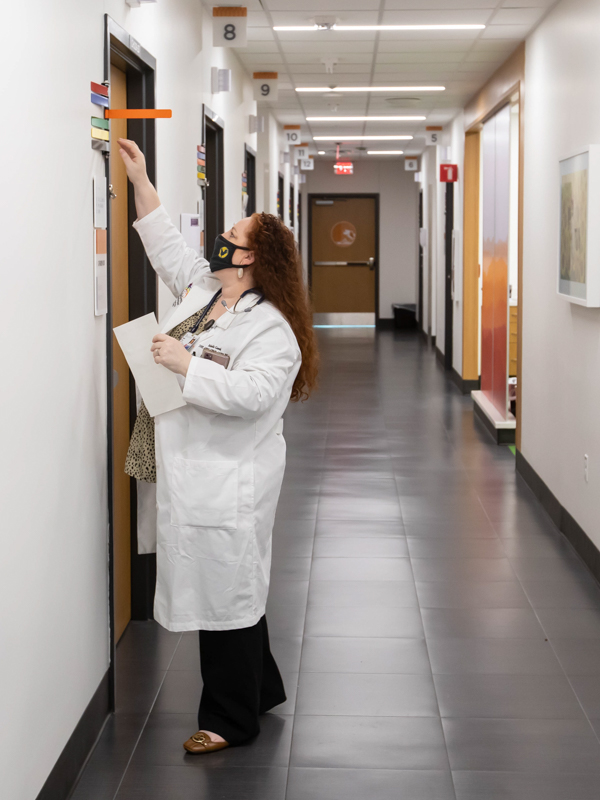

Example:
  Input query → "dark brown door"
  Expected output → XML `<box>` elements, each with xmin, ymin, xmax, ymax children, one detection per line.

<box><xmin>109</xmin><ymin>63</ymin><xmax>131</xmax><ymax>643</ymax></box>
<box><xmin>310</xmin><ymin>197</ymin><xmax>376</xmax><ymax>313</ymax></box>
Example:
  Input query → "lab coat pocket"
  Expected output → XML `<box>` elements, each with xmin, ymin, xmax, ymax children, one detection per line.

<box><xmin>171</xmin><ymin>458</ymin><xmax>238</xmax><ymax>530</ymax></box>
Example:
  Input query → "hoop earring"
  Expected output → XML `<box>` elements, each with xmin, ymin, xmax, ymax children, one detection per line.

<box><xmin>237</xmin><ymin>267</ymin><xmax>244</xmax><ymax>279</ymax></box>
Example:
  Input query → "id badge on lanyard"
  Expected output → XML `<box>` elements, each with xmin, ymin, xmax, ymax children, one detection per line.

<box><xmin>180</xmin><ymin>331</ymin><xmax>202</xmax><ymax>352</ymax></box>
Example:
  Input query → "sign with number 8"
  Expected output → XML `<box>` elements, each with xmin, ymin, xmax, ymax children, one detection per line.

<box><xmin>253</xmin><ymin>72</ymin><xmax>278</xmax><ymax>101</ymax></box>
<box><xmin>213</xmin><ymin>6</ymin><xmax>247</xmax><ymax>48</ymax></box>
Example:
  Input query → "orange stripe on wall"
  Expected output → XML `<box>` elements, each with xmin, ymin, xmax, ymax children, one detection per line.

<box><xmin>213</xmin><ymin>7</ymin><xmax>247</xmax><ymax>16</ymax></box>
<box><xmin>105</xmin><ymin>109</ymin><xmax>172</xmax><ymax>119</ymax></box>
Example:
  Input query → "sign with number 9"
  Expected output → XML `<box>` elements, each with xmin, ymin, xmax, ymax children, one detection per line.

<box><xmin>253</xmin><ymin>72</ymin><xmax>279</xmax><ymax>101</ymax></box>
<box><xmin>212</xmin><ymin>7</ymin><xmax>248</xmax><ymax>48</ymax></box>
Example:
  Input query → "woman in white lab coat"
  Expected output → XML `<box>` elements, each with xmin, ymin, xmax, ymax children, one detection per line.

<box><xmin>118</xmin><ymin>139</ymin><xmax>318</xmax><ymax>754</ymax></box>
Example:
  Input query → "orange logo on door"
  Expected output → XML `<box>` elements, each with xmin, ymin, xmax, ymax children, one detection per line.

<box><xmin>330</xmin><ymin>221</ymin><xmax>357</xmax><ymax>247</ymax></box>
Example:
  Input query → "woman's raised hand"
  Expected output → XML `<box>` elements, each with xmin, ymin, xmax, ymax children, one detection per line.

<box><xmin>118</xmin><ymin>138</ymin><xmax>148</xmax><ymax>186</ymax></box>
<box><xmin>117</xmin><ymin>138</ymin><xmax>161</xmax><ymax>219</ymax></box>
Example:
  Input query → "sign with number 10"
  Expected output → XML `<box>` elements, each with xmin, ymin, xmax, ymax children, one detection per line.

<box><xmin>212</xmin><ymin>6</ymin><xmax>248</xmax><ymax>48</ymax></box>
<box><xmin>253</xmin><ymin>72</ymin><xmax>278</xmax><ymax>101</ymax></box>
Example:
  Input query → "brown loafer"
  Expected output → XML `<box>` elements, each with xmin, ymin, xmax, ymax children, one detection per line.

<box><xmin>183</xmin><ymin>730</ymin><xmax>229</xmax><ymax>754</ymax></box>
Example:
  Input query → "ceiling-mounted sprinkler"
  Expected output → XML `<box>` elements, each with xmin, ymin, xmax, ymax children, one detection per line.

<box><xmin>321</xmin><ymin>55</ymin><xmax>338</xmax><ymax>74</ymax></box>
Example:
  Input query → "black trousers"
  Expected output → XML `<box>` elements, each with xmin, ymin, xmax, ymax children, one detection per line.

<box><xmin>197</xmin><ymin>615</ymin><xmax>286</xmax><ymax>745</ymax></box>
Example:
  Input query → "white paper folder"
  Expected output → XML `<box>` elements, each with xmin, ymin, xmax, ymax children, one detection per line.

<box><xmin>113</xmin><ymin>313</ymin><xmax>187</xmax><ymax>417</ymax></box>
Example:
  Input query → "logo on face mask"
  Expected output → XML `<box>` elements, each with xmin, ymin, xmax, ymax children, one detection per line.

<box><xmin>219</xmin><ymin>246</ymin><xmax>229</xmax><ymax>258</ymax></box>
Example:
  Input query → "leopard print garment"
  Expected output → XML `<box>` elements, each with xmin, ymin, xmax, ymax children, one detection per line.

<box><xmin>124</xmin><ymin>296</ymin><xmax>218</xmax><ymax>483</ymax></box>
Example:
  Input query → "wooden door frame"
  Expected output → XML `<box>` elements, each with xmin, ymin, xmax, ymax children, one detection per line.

<box><xmin>307</xmin><ymin>193</ymin><xmax>380</xmax><ymax>326</ymax></box>
<box><xmin>104</xmin><ymin>15</ymin><xmax>158</xmax><ymax>712</ymax></box>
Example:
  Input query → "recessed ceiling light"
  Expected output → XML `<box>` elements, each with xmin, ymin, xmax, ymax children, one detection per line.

<box><xmin>367</xmin><ymin>150</ymin><xmax>404</xmax><ymax>155</ymax></box>
<box><xmin>313</xmin><ymin>135</ymin><xmax>413</xmax><ymax>141</ymax></box>
<box><xmin>274</xmin><ymin>24</ymin><xmax>485</xmax><ymax>32</ymax></box>
<box><xmin>306</xmin><ymin>116</ymin><xmax>426</xmax><ymax>122</ymax></box>
<box><xmin>317</xmin><ymin>150</ymin><xmax>326</xmax><ymax>154</ymax></box>
<box><xmin>297</xmin><ymin>86</ymin><xmax>445</xmax><ymax>93</ymax></box>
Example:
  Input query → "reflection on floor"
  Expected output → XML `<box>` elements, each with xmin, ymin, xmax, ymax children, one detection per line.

<box><xmin>72</xmin><ymin>329</ymin><xmax>600</xmax><ymax>800</ymax></box>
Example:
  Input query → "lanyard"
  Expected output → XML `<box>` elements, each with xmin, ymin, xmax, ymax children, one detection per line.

<box><xmin>190</xmin><ymin>289</ymin><xmax>222</xmax><ymax>333</ymax></box>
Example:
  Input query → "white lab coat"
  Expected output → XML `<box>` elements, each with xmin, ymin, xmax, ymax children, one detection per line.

<box><xmin>132</xmin><ymin>205</ymin><xmax>301</xmax><ymax>631</ymax></box>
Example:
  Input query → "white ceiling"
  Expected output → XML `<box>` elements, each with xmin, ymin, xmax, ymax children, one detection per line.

<box><xmin>230</xmin><ymin>0</ymin><xmax>557</xmax><ymax>157</ymax></box>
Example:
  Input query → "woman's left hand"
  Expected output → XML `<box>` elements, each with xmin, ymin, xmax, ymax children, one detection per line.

<box><xmin>151</xmin><ymin>334</ymin><xmax>192</xmax><ymax>376</ymax></box>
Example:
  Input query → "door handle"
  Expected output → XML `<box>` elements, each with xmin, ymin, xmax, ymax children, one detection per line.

<box><xmin>109</xmin><ymin>184</ymin><xmax>117</xmax><ymax>200</ymax></box>
<box><xmin>314</xmin><ymin>259</ymin><xmax>376</xmax><ymax>267</ymax></box>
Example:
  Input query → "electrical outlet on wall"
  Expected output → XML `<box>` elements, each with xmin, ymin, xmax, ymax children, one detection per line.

<box><xmin>584</xmin><ymin>454</ymin><xmax>589</xmax><ymax>483</ymax></box>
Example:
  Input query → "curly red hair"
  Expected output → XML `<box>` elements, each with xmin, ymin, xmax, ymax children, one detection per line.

<box><xmin>247</xmin><ymin>213</ymin><xmax>319</xmax><ymax>401</ymax></box>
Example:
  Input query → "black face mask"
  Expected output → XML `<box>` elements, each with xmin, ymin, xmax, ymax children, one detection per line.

<box><xmin>209</xmin><ymin>234</ymin><xmax>251</xmax><ymax>273</ymax></box>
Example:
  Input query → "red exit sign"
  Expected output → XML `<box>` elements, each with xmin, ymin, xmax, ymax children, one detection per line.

<box><xmin>334</xmin><ymin>161</ymin><xmax>353</xmax><ymax>175</ymax></box>
<box><xmin>440</xmin><ymin>164</ymin><xmax>458</xmax><ymax>182</ymax></box>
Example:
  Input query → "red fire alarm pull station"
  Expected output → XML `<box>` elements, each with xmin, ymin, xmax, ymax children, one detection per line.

<box><xmin>334</xmin><ymin>161</ymin><xmax>353</xmax><ymax>175</ymax></box>
<box><xmin>440</xmin><ymin>164</ymin><xmax>458</xmax><ymax>182</ymax></box>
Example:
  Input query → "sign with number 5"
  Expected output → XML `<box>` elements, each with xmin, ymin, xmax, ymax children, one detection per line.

<box><xmin>253</xmin><ymin>72</ymin><xmax>278</xmax><ymax>101</ymax></box>
<box><xmin>213</xmin><ymin>6</ymin><xmax>247</xmax><ymax>48</ymax></box>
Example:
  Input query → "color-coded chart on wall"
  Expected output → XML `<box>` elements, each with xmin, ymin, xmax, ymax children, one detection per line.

<box><xmin>91</xmin><ymin>81</ymin><xmax>110</xmax><ymax>152</ymax></box>
<box><xmin>197</xmin><ymin>145</ymin><xmax>206</xmax><ymax>187</ymax></box>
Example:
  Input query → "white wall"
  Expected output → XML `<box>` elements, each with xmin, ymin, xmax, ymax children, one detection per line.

<box><xmin>420</xmin><ymin>145</ymin><xmax>438</xmax><ymax>336</ymax></box>
<box><xmin>450</xmin><ymin>112</ymin><xmax>466</xmax><ymax>373</ymax></box>
<box><xmin>522</xmin><ymin>0</ymin><xmax>600</xmax><ymax>545</ymax></box>
<box><xmin>300</xmin><ymin>157</ymin><xmax>419</xmax><ymax>319</ymax></box>
<box><xmin>0</xmin><ymin>2</ymin><xmax>280</xmax><ymax>797</ymax></box>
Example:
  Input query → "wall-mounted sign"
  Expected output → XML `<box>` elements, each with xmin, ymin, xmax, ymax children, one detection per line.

<box><xmin>334</xmin><ymin>161</ymin><xmax>353</xmax><ymax>175</ymax></box>
<box><xmin>253</xmin><ymin>71</ymin><xmax>278</xmax><ymax>101</ymax></box>
<box><xmin>440</xmin><ymin>164</ymin><xmax>458</xmax><ymax>182</ymax></box>
<box><xmin>94</xmin><ymin>229</ymin><xmax>108</xmax><ymax>316</ymax></box>
<box><xmin>213</xmin><ymin>6</ymin><xmax>247</xmax><ymax>47</ymax></box>
<box><xmin>405</xmin><ymin>157</ymin><xmax>418</xmax><ymax>171</ymax></box>
<box><xmin>284</xmin><ymin>125</ymin><xmax>301</xmax><ymax>144</ymax></box>
<box><xmin>426</xmin><ymin>126</ymin><xmax>443</xmax><ymax>146</ymax></box>
<box><xmin>300</xmin><ymin>158</ymin><xmax>314</xmax><ymax>171</ymax></box>
<box><xmin>93</xmin><ymin>177</ymin><xmax>107</xmax><ymax>229</ymax></box>
<box><xmin>295</xmin><ymin>145</ymin><xmax>309</xmax><ymax>160</ymax></box>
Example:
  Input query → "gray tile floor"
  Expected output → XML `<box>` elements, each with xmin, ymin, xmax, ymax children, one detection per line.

<box><xmin>72</xmin><ymin>329</ymin><xmax>600</xmax><ymax>800</ymax></box>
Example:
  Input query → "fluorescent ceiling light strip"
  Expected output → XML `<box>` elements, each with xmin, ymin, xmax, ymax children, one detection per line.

<box><xmin>367</xmin><ymin>150</ymin><xmax>404</xmax><ymax>154</ymax></box>
<box><xmin>313</xmin><ymin>135</ymin><xmax>413</xmax><ymax>141</ymax></box>
<box><xmin>296</xmin><ymin>86</ymin><xmax>445</xmax><ymax>93</ymax></box>
<box><xmin>306</xmin><ymin>116</ymin><xmax>426</xmax><ymax>121</ymax></box>
<box><xmin>273</xmin><ymin>24</ymin><xmax>485</xmax><ymax>31</ymax></box>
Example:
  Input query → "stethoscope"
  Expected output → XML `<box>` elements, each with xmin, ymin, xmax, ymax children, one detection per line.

<box><xmin>190</xmin><ymin>288</ymin><xmax>265</xmax><ymax>334</ymax></box>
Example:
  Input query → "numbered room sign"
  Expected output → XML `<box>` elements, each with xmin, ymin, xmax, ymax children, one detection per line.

<box><xmin>425</xmin><ymin>127</ymin><xmax>442</xmax><ymax>146</ymax></box>
<box><xmin>284</xmin><ymin>126</ymin><xmax>301</xmax><ymax>144</ymax></box>
<box><xmin>295</xmin><ymin>146</ymin><xmax>309</xmax><ymax>160</ymax></box>
<box><xmin>405</xmin><ymin>157</ymin><xmax>418</xmax><ymax>171</ymax></box>
<box><xmin>253</xmin><ymin>72</ymin><xmax>278</xmax><ymax>101</ymax></box>
<box><xmin>212</xmin><ymin>6</ymin><xmax>247</xmax><ymax>47</ymax></box>
<box><xmin>300</xmin><ymin>158</ymin><xmax>314</xmax><ymax>171</ymax></box>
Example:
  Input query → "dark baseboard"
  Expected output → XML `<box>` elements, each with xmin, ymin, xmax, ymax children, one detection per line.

<box><xmin>450</xmin><ymin>368</ymin><xmax>480</xmax><ymax>395</ymax></box>
<box><xmin>516</xmin><ymin>451</ymin><xmax>600</xmax><ymax>587</ymax></box>
<box><xmin>472</xmin><ymin>399</ymin><xmax>515</xmax><ymax>445</ymax></box>
<box><xmin>376</xmin><ymin>318</ymin><xmax>395</xmax><ymax>331</ymax></box>
<box><xmin>36</xmin><ymin>669</ymin><xmax>110</xmax><ymax>800</ymax></box>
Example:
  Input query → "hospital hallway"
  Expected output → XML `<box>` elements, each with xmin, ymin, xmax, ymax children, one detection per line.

<box><xmin>72</xmin><ymin>328</ymin><xmax>600</xmax><ymax>800</ymax></box>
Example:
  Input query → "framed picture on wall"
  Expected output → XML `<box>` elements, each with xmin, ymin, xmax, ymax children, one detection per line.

<box><xmin>558</xmin><ymin>145</ymin><xmax>600</xmax><ymax>306</ymax></box>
